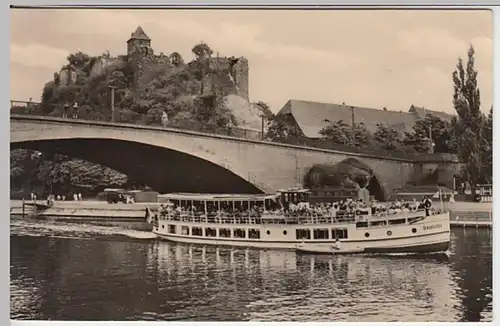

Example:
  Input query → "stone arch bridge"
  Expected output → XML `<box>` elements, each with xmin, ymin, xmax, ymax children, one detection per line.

<box><xmin>10</xmin><ymin>115</ymin><xmax>458</xmax><ymax>200</ymax></box>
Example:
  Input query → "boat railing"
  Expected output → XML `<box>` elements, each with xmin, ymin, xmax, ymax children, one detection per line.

<box><xmin>157</xmin><ymin>210</ymin><xmax>357</xmax><ymax>225</ymax></box>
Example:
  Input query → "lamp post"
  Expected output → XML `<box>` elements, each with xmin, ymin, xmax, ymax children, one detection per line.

<box><xmin>108</xmin><ymin>85</ymin><xmax>117</xmax><ymax>123</ymax></box>
<box><xmin>349</xmin><ymin>105</ymin><xmax>355</xmax><ymax>147</ymax></box>
<box><xmin>260</xmin><ymin>114</ymin><xmax>265</xmax><ymax>140</ymax></box>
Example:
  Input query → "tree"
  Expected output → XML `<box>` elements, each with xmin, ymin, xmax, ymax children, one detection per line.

<box><xmin>319</xmin><ymin>120</ymin><xmax>370</xmax><ymax>147</ymax></box>
<box><xmin>319</xmin><ymin>120</ymin><xmax>351</xmax><ymax>145</ymax></box>
<box><xmin>481</xmin><ymin>107</ymin><xmax>493</xmax><ymax>183</ymax></box>
<box><xmin>451</xmin><ymin>45</ymin><xmax>485</xmax><ymax>193</ymax></box>
<box><xmin>191</xmin><ymin>42</ymin><xmax>213</xmax><ymax>60</ymax></box>
<box><xmin>374</xmin><ymin>123</ymin><xmax>400</xmax><ymax>150</ymax></box>
<box><xmin>403</xmin><ymin>113</ymin><xmax>452</xmax><ymax>153</ymax></box>
<box><xmin>265</xmin><ymin>113</ymin><xmax>304</xmax><ymax>142</ymax></box>
<box><xmin>351</xmin><ymin>122</ymin><xmax>371</xmax><ymax>147</ymax></box>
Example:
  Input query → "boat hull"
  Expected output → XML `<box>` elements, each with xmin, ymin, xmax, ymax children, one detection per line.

<box><xmin>152</xmin><ymin>212</ymin><xmax>451</xmax><ymax>254</ymax></box>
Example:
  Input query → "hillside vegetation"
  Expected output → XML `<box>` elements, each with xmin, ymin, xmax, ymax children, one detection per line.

<box><xmin>11</xmin><ymin>42</ymin><xmax>268</xmax><ymax>198</ymax></box>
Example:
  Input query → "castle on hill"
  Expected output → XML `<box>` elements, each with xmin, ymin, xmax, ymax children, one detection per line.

<box><xmin>58</xmin><ymin>26</ymin><xmax>250</xmax><ymax>100</ymax></box>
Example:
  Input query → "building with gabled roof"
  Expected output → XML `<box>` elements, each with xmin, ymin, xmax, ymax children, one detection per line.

<box><xmin>276</xmin><ymin>99</ymin><xmax>454</xmax><ymax>139</ymax></box>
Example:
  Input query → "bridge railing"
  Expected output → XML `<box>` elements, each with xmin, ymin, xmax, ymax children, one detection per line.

<box><xmin>10</xmin><ymin>100</ymin><xmax>418</xmax><ymax>160</ymax></box>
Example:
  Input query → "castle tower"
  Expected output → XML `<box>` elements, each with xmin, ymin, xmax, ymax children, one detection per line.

<box><xmin>127</xmin><ymin>26</ymin><xmax>155</xmax><ymax>88</ymax></box>
<box><xmin>127</xmin><ymin>26</ymin><xmax>152</xmax><ymax>56</ymax></box>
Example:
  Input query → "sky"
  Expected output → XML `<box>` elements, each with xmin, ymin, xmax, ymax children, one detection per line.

<box><xmin>10</xmin><ymin>9</ymin><xmax>493</xmax><ymax>114</ymax></box>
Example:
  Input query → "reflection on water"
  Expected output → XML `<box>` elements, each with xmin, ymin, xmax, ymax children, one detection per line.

<box><xmin>9</xmin><ymin>218</ymin><xmax>492</xmax><ymax>322</ymax></box>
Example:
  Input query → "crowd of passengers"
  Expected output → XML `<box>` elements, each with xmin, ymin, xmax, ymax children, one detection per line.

<box><xmin>158</xmin><ymin>196</ymin><xmax>434</xmax><ymax>220</ymax></box>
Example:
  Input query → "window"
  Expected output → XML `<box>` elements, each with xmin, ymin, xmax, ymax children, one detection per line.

<box><xmin>248</xmin><ymin>229</ymin><xmax>260</xmax><ymax>239</ymax></box>
<box><xmin>296</xmin><ymin>229</ymin><xmax>311</xmax><ymax>240</ymax></box>
<box><xmin>192</xmin><ymin>227</ymin><xmax>203</xmax><ymax>236</ymax></box>
<box><xmin>365</xmin><ymin>232</ymin><xmax>370</xmax><ymax>238</ymax></box>
<box><xmin>356</xmin><ymin>222</ymin><xmax>368</xmax><ymax>228</ymax></box>
<box><xmin>168</xmin><ymin>225</ymin><xmax>176</xmax><ymax>234</ymax></box>
<box><xmin>370</xmin><ymin>220</ymin><xmax>387</xmax><ymax>227</ymax></box>
<box><xmin>181</xmin><ymin>226</ymin><xmax>189</xmax><ymax>235</ymax></box>
<box><xmin>234</xmin><ymin>228</ymin><xmax>246</xmax><ymax>238</ymax></box>
<box><xmin>219</xmin><ymin>228</ymin><xmax>231</xmax><ymax>238</ymax></box>
<box><xmin>266</xmin><ymin>230</ymin><xmax>271</xmax><ymax>235</ymax></box>
<box><xmin>283</xmin><ymin>230</ymin><xmax>287</xmax><ymax>235</ymax></box>
<box><xmin>313</xmin><ymin>228</ymin><xmax>329</xmax><ymax>240</ymax></box>
<box><xmin>205</xmin><ymin>227</ymin><xmax>217</xmax><ymax>237</ymax></box>
<box><xmin>412</xmin><ymin>228</ymin><xmax>417</xmax><ymax>233</ymax></box>
<box><xmin>388</xmin><ymin>219</ymin><xmax>406</xmax><ymax>225</ymax></box>
<box><xmin>332</xmin><ymin>228</ymin><xmax>348</xmax><ymax>239</ymax></box>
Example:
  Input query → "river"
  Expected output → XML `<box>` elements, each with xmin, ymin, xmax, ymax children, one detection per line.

<box><xmin>9</xmin><ymin>218</ymin><xmax>492</xmax><ymax>322</ymax></box>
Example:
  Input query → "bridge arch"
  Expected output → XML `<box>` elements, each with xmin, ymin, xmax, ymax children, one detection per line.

<box><xmin>11</xmin><ymin>138</ymin><xmax>263</xmax><ymax>194</ymax></box>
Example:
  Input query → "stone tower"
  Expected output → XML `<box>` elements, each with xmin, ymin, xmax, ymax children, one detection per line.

<box><xmin>127</xmin><ymin>26</ymin><xmax>155</xmax><ymax>88</ymax></box>
<box><xmin>232</xmin><ymin>57</ymin><xmax>249</xmax><ymax>100</ymax></box>
<box><xmin>127</xmin><ymin>26</ymin><xmax>152</xmax><ymax>56</ymax></box>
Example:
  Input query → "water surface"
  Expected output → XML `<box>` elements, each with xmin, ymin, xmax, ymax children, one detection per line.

<box><xmin>10</xmin><ymin>218</ymin><xmax>492</xmax><ymax>322</ymax></box>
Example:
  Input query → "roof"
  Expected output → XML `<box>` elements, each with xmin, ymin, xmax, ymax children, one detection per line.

<box><xmin>409</xmin><ymin>105</ymin><xmax>453</xmax><ymax>122</ymax></box>
<box><xmin>277</xmin><ymin>99</ymin><xmax>453</xmax><ymax>138</ymax></box>
<box><xmin>157</xmin><ymin>193</ymin><xmax>279</xmax><ymax>201</ymax></box>
<box><xmin>127</xmin><ymin>26</ymin><xmax>151</xmax><ymax>42</ymax></box>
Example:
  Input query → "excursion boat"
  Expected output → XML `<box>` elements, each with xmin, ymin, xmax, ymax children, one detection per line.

<box><xmin>145</xmin><ymin>190</ymin><xmax>451</xmax><ymax>254</ymax></box>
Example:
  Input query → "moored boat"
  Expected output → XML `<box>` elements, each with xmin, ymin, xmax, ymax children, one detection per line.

<box><xmin>144</xmin><ymin>189</ymin><xmax>451</xmax><ymax>254</ymax></box>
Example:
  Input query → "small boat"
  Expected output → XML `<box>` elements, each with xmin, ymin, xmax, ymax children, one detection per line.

<box><xmin>295</xmin><ymin>243</ymin><xmax>365</xmax><ymax>255</ymax></box>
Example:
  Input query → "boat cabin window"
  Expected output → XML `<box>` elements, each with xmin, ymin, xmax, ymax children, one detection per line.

<box><xmin>168</xmin><ymin>225</ymin><xmax>177</xmax><ymax>234</ymax></box>
<box><xmin>234</xmin><ymin>228</ymin><xmax>246</xmax><ymax>238</ymax></box>
<box><xmin>332</xmin><ymin>228</ymin><xmax>348</xmax><ymax>239</ymax></box>
<box><xmin>356</xmin><ymin>222</ymin><xmax>368</xmax><ymax>228</ymax></box>
<box><xmin>313</xmin><ymin>228</ymin><xmax>329</xmax><ymax>240</ymax></box>
<box><xmin>192</xmin><ymin>227</ymin><xmax>203</xmax><ymax>236</ymax></box>
<box><xmin>219</xmin><ymin>228</ymin><xmax>231</xmax><ymax>238</ymax></box>
<box><xmin>205</xmin><ymin>227</ymin><xmax>217</xmax><ymax>237</ymax></box>
<box><xmin>408</xmin><ymin>216</ymin><xmax>424</xmax><ymax>224</ymax></box>
<box><xmin>296</xmin><ymin>229</ymin><xmax>311</xmax><ymax>240</ymax></box>
<box><xmin>248</xmin><ymin>229</ymin><xmax>260</xmax><ymax>239</ymax></box>
<box><xmin>181</xmin><ymin>226</ymin><xmax>190</xmax><ymax>235</ymax></box>
<box><xmin>370</xmin><ymin>220</ymin><xmax>387</xmax><ymax>227</ymax></box>
<box><xmin>388</xmin><ymin>218</ymin><xmax>406</xmax><ymax>225</ymax></box>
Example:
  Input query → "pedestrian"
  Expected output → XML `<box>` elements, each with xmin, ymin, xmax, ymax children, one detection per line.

<box><xmin>78</xmin><ymin>193</ymin><xmax>82</xmax><ymax>201</ymax></box>
<box><xmin>161</xmin><ymin>111</ymin><xmax>169</xmax><ymax>128</ymax></box>
<box><xmin>227</xmin><ymin>120</ymin><xmax>234</xmax><ymax>136</ymax></box>
<box><xmin>72</xmin><ymin>102</ymin><xmax>79</xmax><ymax>119</ymax></box>
<box><xmin>62</xmin><ymin>103</ymin><xmax>69</xmax><ymax>118</ymax></box>
<box><xmin>27</xmin><ymin>97</ymin><xmax>33</xmax><ymax>114</ymax></box>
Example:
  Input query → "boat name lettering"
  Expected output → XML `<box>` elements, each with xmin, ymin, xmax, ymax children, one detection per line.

<box><xmin>423</xmin><ymin>224</ymin><xmax>442</xmax><ymax>230</ymax></box>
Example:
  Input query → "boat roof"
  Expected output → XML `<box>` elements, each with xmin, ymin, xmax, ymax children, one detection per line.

<box><xmin>277</xmin><ymin>188</ymin><xmax>310</xmax><ymax>193</ymax></box>
<box><xmin>104</xmin><ymin>188</ymin><xmax>125</xmax><ymax>192</ymax></box>
<box><xmin>157</xmin><ymin>193</ymin><xmax>280</xmax><ymax>201</ymax></box>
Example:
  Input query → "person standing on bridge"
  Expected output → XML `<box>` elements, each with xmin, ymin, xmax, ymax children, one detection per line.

<box><xmin>27</xmin><ymin>98</ymin><xmax>33</xmax><ymax>114</ymax></box>
<box><xmin>72</xmin><ymin>102</ymin><xmax>79</xmax><ymax>119</ymax></box>
<box><xmin>62</xmin><ymin>102</ymin><xmax>69</xmax><ymax>118</ymax></box>
<box><xmin>161</xmin><ymin>110</ymin><xmax>169</xmax><ymax>128</ymax></box>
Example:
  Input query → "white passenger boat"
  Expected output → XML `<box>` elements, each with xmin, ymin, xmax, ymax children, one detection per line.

<box><xmin>145</xmin><ymin>191</ymin><xmax>450</xmax><ymax>254</ymax></box>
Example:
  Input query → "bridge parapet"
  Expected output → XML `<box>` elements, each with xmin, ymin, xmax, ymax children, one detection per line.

<box><xmin>11</xmin><ymin>100</ymin><xmax>420</xmax><ymax>162</ymax></box>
